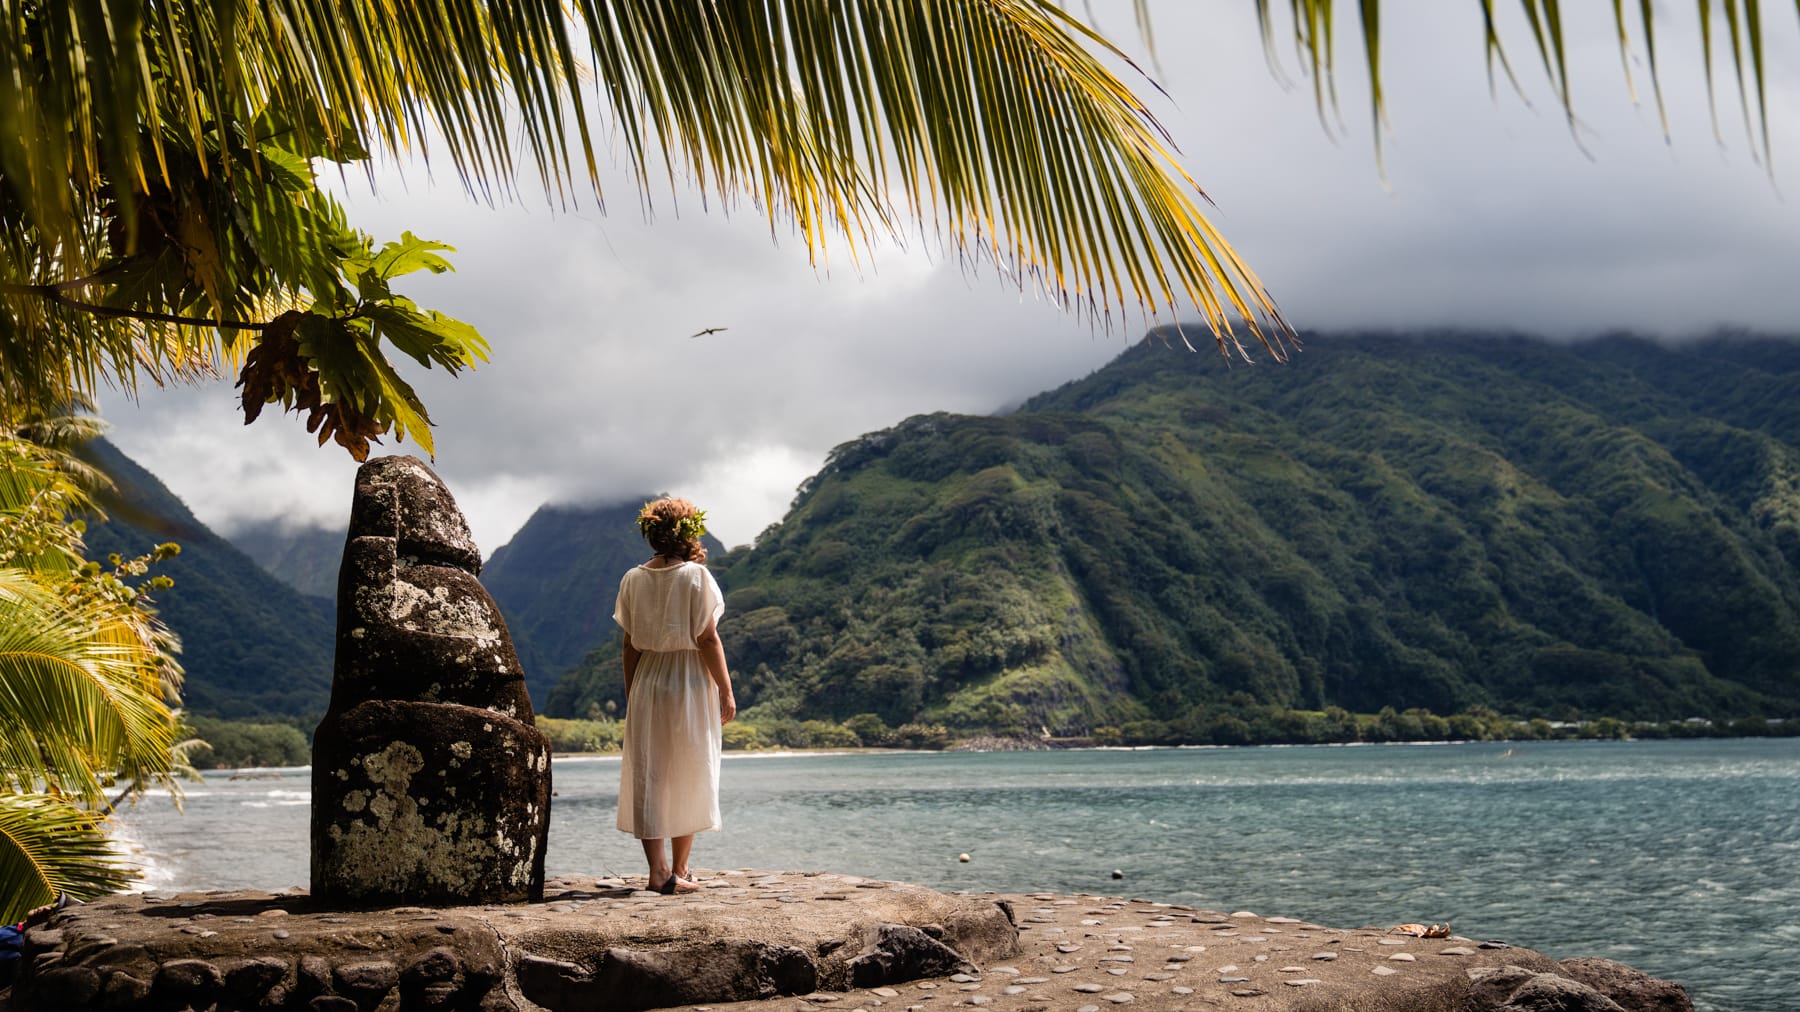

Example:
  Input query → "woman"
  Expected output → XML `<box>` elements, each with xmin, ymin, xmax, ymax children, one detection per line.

<box><xmin>613</xmin><ymin>497</ymin><xmax>736</xmax><ymax>895</ymax></box>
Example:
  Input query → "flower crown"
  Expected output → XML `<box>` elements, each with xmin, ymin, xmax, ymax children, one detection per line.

<box><xmin>636</xmin><ymin>502</ymin><xmax>708</xmax><ymax>545</ymax></box>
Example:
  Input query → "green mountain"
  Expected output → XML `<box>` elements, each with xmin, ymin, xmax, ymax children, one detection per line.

<box><xmin>482</xmin><ymin>500</ymin><xmax>726</xmax><ymax>706</ymax></box>
<box><xmin>231</xmin><ymin>518</ymin><xmax>346</xmax><ymax>600</ymax></box>
<box><xmin>547</xmin><ymin>331</ymin><xmax>1800</xmax><ymax>733</ymax></box>
<box><xmin>80</xmin><ymin>441</ymin><xmax>335</xmax><ymax>719</ymax></box>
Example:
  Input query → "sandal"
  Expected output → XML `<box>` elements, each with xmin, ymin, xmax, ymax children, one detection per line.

<box><xmin>653</xmin><ymin>874</ymin><xmax>700</xmax><ymax>895</ymax></box>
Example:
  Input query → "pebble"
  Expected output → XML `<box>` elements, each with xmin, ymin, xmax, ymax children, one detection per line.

<box><xmin>1102</xmin><ymin>993</ymin><xmax>1134</xmax><ymax>1003</ymax></box>
<box><xmin>1106</xmin><ymin>968</ymin><xmax>1127</xmax><ymax>976</ymax></box>
<box><xmin>967</xmin><ymin>997</ymin><xmax>991</xmax><ymax>1005</ymax></box>
<box><xmin>1002</xmin><ymin>985</ymin><xmax>1025</xmax><ymax>995</ymax></box>
<box><xmin>959</xmin><ymin>854</ymin><xmax>971</xmax><ymax>863</ymax></box>
<box><xmin>1312</xmin><ymin>952</ymin><xmax>1338</xmax><ymax>961</ymax></box>
<box><xmin>1077</xmin><ymin>1006</ymin><xmax>1100</xmax><ymax>1012</ymax></box>
<box><xmin>1016</xmin><ymin>977</ymin><xmax>1048</xmax><ymax>984</ymax></box>
<box><xmin>1283</xmin><ymin>978</ymin><xmax>1323</xmax><ymax>986</ymax></box>
<box><xmin>872</xmin><ymin>989</ymin><xmax>899</xmax><ymax>997</ymax></box>
<box><xmin>1052</xmin><ymin>966</ymin><xmax>1079</xmax><ymax>974</ymax></box>
<box><xmin>1141</xmin><ymin>972</ymin><xmax>1174</xmax><ymax>981</ymax></box>
<box><xmin>948</xmin><ymin>974</ymin><xmax>977</xmax><ymax>983</ymax></box>
<box><xmin>1073</xmin><ymin>983</ymin><xmax>1105</xmax><ymax>993</ymax></box>
<box><xmin>1056</xmin><ymin>944</ymin><xmax>1083</xmax><ymax>953</ymax></box>
<box><xmin>1372</xmin><ymin>966</ymin><xmax>1399</xmax><ymax>976</ymax></box>
<box><xmin>1172</xmin><ymin>986</ymin><xmax>1193</xmax><ymax>995</ymax></box>
<box><xmin>1388</xmin><ymin>953</ymin><xmax>1416</xmax><ymax>962</ymax></box>
<box><xmin>1440</xmin><ymin>946</ymin><xmax>1476</xmax><ymax>956</ymax></box>
<box><xmin>1219</xmin><ymin>976</ymin><xmax>1249</xmax><ymax>983</ymax></box>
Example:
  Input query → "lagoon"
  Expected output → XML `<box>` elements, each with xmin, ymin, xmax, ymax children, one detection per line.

<box><xmin>112</xmin><ymin>738</ymin><xmax>1798</xmax><ymax>1011</ymax></box>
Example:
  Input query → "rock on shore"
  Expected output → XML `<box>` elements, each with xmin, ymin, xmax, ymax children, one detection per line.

<box><xmin>5</xmin><ymin>871</ymin><xmax>1689</xmax><ymax>1011</ymax></box>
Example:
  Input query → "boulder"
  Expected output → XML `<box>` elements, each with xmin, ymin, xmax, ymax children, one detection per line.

<box><xmin>312</xmin><ymin>456</ymin><xmax>550</xmax><ymax>907</ymax></box>
<box><xmin>7</xmin><ymin>874</ymin><xmax>1016</xmax><ymax>1012</ymax></box>
<box><xmin>1558</xmin><ymin>957</ymin><xmax>1695</xmax><ymax>1012</ymax></box>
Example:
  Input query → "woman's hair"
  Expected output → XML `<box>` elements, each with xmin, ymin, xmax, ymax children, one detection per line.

<box><xmin>636</xmin><ymin>497</ymin><xmax>709</xmax><ymax>563</ymax></box>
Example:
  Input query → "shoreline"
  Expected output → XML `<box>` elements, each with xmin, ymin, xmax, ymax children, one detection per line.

<box><xmin>182</xmin><ymin>731</ymin><xmax>1800</xmax><ymax>774</ymax></box>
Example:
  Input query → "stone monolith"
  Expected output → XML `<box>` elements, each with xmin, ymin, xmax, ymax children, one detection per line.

<box><xmin>311</xmin><ymin>456</ymin><xmax>551</xmax><ymax>906</ymax></box>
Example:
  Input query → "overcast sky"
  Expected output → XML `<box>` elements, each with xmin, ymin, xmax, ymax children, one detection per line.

<box><xmin>103</xmin><ymin>2</ymin><xmax>1800</xmax><ymax>555</ymax></box>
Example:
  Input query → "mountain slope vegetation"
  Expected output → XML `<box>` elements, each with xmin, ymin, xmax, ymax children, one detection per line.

<box><xmin>548</xmin><ymin>332</ymin><xmax>1800</xmax><ymax>733</ymax></box>
<box><xmin>81</xmin><ymin>442</ymin><xmax>335</xmax><ymax>719</ymax></box>
<box><xmin>483</xmin><ymin>501</ymin><xmax>726</xmax><ymax>706</ymax></box>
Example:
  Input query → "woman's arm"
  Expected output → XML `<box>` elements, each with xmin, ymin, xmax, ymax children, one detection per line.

<box><xmin>622</xmin><ymin>639</ymin><xmax>642</xmax><ymax>698</ymax></box>
<box><xmin>695</xmin><ymin>618</ymin><xmax>736</xmax><ymax>724</ymax></box>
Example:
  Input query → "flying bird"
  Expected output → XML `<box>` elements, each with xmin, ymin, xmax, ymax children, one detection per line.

<box><xmin>688</xmin><ymin>326</ymin><xmax>728</xmax><ymax>338</ymax></box>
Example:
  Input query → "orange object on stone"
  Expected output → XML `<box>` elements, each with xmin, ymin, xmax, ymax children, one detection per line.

<box><xmin>1389</xmin><ymin>923</ymin><xmax>1453</xmax><ymax>938</ymax></box>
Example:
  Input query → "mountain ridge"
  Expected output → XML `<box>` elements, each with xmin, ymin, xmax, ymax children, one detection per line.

<box><xmin>547</xmin><ymin>330</ymin><xmax>1800</xmax><ymax>733</ymax></box>
<box><xmin>108</xmin><ymin>330</ymin><xmax>1800</xmax><ymax>730</ymax></box>
<box><xmin>80</xmin><ymin>441</ymin><xmax>336</xmax><ymax>719</ymax></box>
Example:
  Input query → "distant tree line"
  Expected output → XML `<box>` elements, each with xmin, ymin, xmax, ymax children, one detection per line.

<box><xmin>184</xmin><ymin>716</ymin><xmax>312</xmax><ymax>770</ymax></box>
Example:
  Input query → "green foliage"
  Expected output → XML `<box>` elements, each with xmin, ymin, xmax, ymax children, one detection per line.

<box><xmin>1084</xmin><ymin>698</ymin><xmax>1799</xmax><ymax>747</ymax></box>
<box><xmin>548</xmin><ymin>333</ymin><xmax>1800</xmax><ymax>736</ymax></box>
<box><xmin>534</xmin><ymin>716</ymin><xmax>625</xmax><ymax>754</ymax></box>
<box><xmin>0</xmin><ymin>429</ymin><xmax>184</xmax><ymax>917</ymax></box>
<box><xmin>80</xmin><ymin>441</ymin><xmax>334</xmax><ymax>719</ymax></box>
<box><xmin>183</xmin><ymin>716</ymin><xmax>310</xmax><ymax>769</ymax></box>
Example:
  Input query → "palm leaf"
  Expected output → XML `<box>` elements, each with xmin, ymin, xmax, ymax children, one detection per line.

<box><xmin>0</xmin><ymin>792</ymin><xmax>137</xmax><ymax>924</ymax></box>
<box><xmin>3</xmin><ymin>1</ymin><xmax>1293</xmax><ymax>363</ymax></box>
<box><xmin>0</xmin><ymin>565</ymin><xmax>180</xmax><ymax>806</ymax></box>
<box><xmin>1254</xmin><ymin>2</ymin><xmax>1788</xmax><ymax>172</ymax></box>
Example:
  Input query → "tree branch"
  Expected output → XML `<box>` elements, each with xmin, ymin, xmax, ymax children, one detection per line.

<box><xmin>0</xmin><ymin>282</ymin><xmax>268</xmax><ymax>331</ymax></box>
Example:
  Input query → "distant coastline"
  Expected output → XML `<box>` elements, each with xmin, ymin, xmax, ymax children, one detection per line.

<box><xmin>182</xmin><ymin>724</ymin><xmax>1800</xmax><ymax>773</ymax></box>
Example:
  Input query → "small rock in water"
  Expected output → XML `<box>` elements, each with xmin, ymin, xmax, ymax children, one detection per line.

<box><xmin>959</xmin><ymin>853</ymin><xmax>971</xmax><ymax>863</ymax></box>
<box><xmin>1111</xmin><ymin>869</ymin><xmax>1124</xmax><ymax>880</ymax></box>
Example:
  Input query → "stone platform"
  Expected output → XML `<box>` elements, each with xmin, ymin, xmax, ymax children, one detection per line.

<box><xmin>5</xmin><ymin>871</ymin><xmax>1689</xmax><ymax>1011</ymax></box>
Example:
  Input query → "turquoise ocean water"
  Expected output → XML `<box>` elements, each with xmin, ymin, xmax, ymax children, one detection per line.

<box><xmin>112</xmin><ymin>738</ymin><xmax>1797</xmax><ymax>1010</ymax></box>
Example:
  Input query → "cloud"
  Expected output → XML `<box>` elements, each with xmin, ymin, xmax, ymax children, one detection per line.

<box><xmin>103</xmin><ymin>2</ymin><xmax>1800</xmax><ymax>554</ymax></box>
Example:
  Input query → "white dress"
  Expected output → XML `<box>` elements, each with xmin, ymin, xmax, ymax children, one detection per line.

<box><xmin>613</xmin><ymin>561</ymin><xmax>726</xmax><ymax>839</ymax></box>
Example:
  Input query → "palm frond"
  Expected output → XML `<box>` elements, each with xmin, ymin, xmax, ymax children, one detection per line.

<box><xmin>3</xmin><ymin>1</ymin><xmax>1293</xmax><ymax>361</ymax></box>
<box><xmin>0</xmin><ymin>792</ymin><xmax>137</xmax><ymax>924</ymax></box>
<box><xmin>1254</xmin><ymin>2</ymin><xmax>1789</xmax><ymax>172</ymax></box>
<box><xmin>0</xmin><ymin>567</ymin><xmax>180</xmax><ymax>806</ymax></box>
